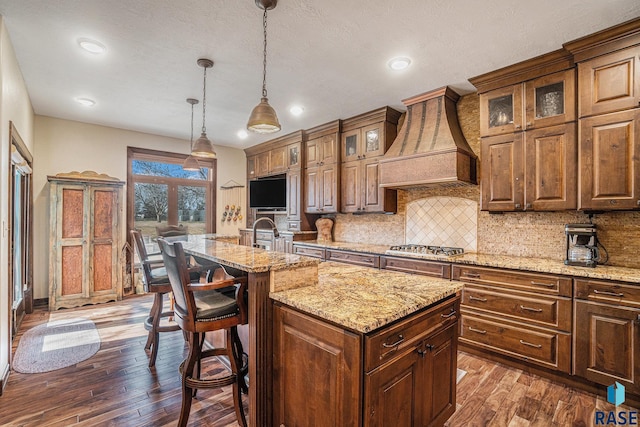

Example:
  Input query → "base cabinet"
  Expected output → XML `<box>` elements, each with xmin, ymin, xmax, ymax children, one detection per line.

<box><xmin>273</xmin><ymin>296</ymin><xmax>459</xmax><ymax>427</ymax></box>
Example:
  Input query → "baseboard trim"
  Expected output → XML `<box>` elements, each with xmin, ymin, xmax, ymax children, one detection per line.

<box><xmin>33</xmin><ymin>298</ymin><xmax>48</xmax><ymax>308</ymax></box>
<box><xmin>0</xmin><ymin>363</ymin><xmax>9</xmax><ymax>396</ymax></box>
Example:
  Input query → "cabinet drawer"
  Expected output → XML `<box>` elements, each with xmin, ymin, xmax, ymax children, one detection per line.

<box><xmin>462</xmin><ymin>285</ymin><xmax>572</xmax><ymax>331</ymax></box>
<box><xmin>575</xmin><ymin>279</ymin><xmax>640</xmax><ymax>308</ymax></box>
<box><xmin>380</xmin><ymin>256</ymin><xmax>451</xmax><ymax>279</ymax></box>
<box><xmin>365</xmin><ymin>297</ymin><xmax>459</xmax><ymax>372</ymax></box>
<box><xmin>292</xmin><ymin>244</ymin><xmax>325</xmax><ymax>259</ymax></box>
<box><xmin>254</xmin><ymin>230</ymin><xmax>273</xmax><ymax>241</ymax></box>
<box><xmin>286</xmin><ymin>221</ymin><xmax>300</xmax><ymax>231</ymax></box>
<box><xmin>452</xmin><ymin>265</ymin><xmax>572</xmax><ymax>297</ymax></box>
<box><xmin>325</xmin><ymin>249</ymin><xmax>380</xmax><ymax>268</ymax></box>
<box><xmin>459</xmin><ymin>313</ymin><xmax>571</xmax><ymax>373</ymax></box>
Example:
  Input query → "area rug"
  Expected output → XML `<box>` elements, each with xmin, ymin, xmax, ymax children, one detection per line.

<box><xmin>12</xmin><ymin>317</ymin><xmax>101</xmax><ymax>373</ymax></box>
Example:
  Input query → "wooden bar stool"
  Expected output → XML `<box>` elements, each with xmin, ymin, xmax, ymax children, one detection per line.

<box><xmin>131</xmin><ymin>229</ymin><xmax>206</xmax><ymax>367</ymax></box>
<box><xmin>158</xmin><ymin>238</ymin><xmax>248</xmax><ymax>427</ymax></box>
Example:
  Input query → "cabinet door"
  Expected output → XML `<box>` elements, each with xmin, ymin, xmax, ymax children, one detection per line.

<box><xmin>578</xmin><ymin>46</ymin><xmax>640</xmax><ymax>117</ymax></box>
<box><xmin>304</xmin><ymin>167</ymin><xmax>320</xmax><ymax>213</ymax></box>
<box><xmin>574</xmin><ymin>300</ymin><xmax>640</xmax><ymax>394</ymax></box>
<box><xmin>256</xmin><ymin>151</ymin><xmax>270</xmax><ymax>177</ymax></box>
<box><xmin>320</xmin><ymin>134</ymin><xmax>338</xmax><ymax>164</ymax></box>
<box><xmin>362</xmin><ymin>159</ymin><xmax>389</xmax><ymax>212</ymax></box>
<box><xmin>246</xmin><ymin>155</ymin><xmax>257</xmax><ymax>179</ymax></box>
<box><xmin>524</xmin><ymin>123</ymin><xmax>577</xmax><ymax>210</ymax></box>
<box><xmin>320</xmin><ymin>164</ymin><xmax>338</xmax><ymax>213</ymax></box>
<box><xmin>286</xmin><ymin>169</ymin><xmax>301</xmax><ymax>222</ymax></box>
<box><xmin>306</xmin><ymin>137</ymin><xmax>321</xmax><ymax>168</ymax></box>
<box><xmin>422</xmin><ymin>325</ymin><xmax>457</xmax><ymax>427</ymax></box>
<box><xmin>364</xmin><ymin>348</ymin><xmax>422</xmax><ymax>427</ymax></box>
<box><xmin>579</xmin><ymin>108</ymin><xmax>640</xmax><ymax>210</ymax></box>
<box><xmin>480</xmin><ymin>133</ymin><xmax>524</xmax><ymax>211</ymax></box>
<box><xmin>361</xmin><ymin>123</ymin><xmax>385</xmax><ymax>158</ymax></box>
<box><xmin>273</xmin><ymin>305</ymin><xmax>362</xmax><ymax>427</ymax></box>
<box><xmin>270</xmin><ymin>146</ymin><xmax>287</xmax><ymax>174</ymax></box>
<box><xmin>89</xmin><ymin>187</ymin><xmax>118</xmax><ymax>295</ymax></box>
<box><xmin>479</xmin><ymin>84</ymin><xmax>524</xmax><ymax>137</ymax></box>
<box><xmin>341</xmin><ymin>161</ymin><xmax>360</xmax><ymax>213</ymax></box>
<box><xmin>525</xmin><ymin>69</ymin><xmax>576</xmax><ymax>129</ymax></box>
<box><xmin>342</xmin><ymin>129</ymin><xmax>360</xmax><ymax>162</ymax></box>
<box><xmin>287</xmin><ymin>142</ymin><xmax>301</xmax><ymax>169</ymax></box>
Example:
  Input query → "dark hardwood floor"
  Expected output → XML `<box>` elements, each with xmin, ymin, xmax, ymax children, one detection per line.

<box><xmin>1</xmin><ymin>296</ymin><xmax>636</xmax><ymax>426</ymax></box>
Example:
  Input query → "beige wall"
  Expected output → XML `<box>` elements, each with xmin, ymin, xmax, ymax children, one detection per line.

<box><xmin>0</xmin><ymin>18</ymin><xmax>35</xmax><ymax>385</ymax></box>
<box><xmin>33</xmin><ymin>116</ymin><xmax>246</xmax><ymax>300</ymax></box>
<box><xmin>333</xmin><ymin>94</ymin><xmax>640</xmax><ymax>269</ymax></box>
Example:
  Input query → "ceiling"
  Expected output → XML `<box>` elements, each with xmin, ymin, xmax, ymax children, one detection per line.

<box><xmin>0</xmin><ymin>1</ymin><xmax>639</xmax><ymax>150</ymax></box>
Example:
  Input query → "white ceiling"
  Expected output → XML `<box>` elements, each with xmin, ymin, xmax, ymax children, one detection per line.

<box><xmin>0</xmin><ymin>0</ymin><xmax>639</xmax><ymax>149</ymax></box>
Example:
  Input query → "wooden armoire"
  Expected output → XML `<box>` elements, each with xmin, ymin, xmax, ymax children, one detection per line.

<box><xmin>48</xmin><ymin>171</ymin><xmax>125</xmax><ymax>310</ymax></box>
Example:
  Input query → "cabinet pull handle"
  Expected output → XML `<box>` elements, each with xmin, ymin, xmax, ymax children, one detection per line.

<box><xmin>530</xmin><ymin>281</ymin><xmax>555</xmax><ymax>287</ymax></box>
<box><xmin>519</xmin><ymin>340</ymin><xmax>542</xmax><ymax>348</ymax></box>
<box><xmin>593</xmin><ymin>289</ymin><xmax>624</xmax><ymax>297</ymax></box>
<box><xmin>520</xmin><ymin>305</ymin><xmax>543</xmax><ymax>313</ymax></box>
<box><xmin>382</xmin><ymin>334</ymin><xmax>404</xmax><ymax>348</ymax></box>
<box><xmin>441</xmin><ymin>310</ymin><xmax>457</xmax><ymax>319</ymax></box>
<box><xmin>515</xmin><ymin>203</ymin><xmax>521</xmax><ymax>209</ymax></box>
<box><xmin>469</xmin><ymin>295</ymin><xmax>487</xmax><ymax>302</ymax></box>
<box><xmin>515</xmin><ymin>124</ymin><xmax>521</xmax><ymax>129</ymax></box>
<box><xmin>463</xmin><ymin>272</ymin><xmax>481</xmax><ymax>278</ymax></box>
<box><xmin>525</xmin><ymin>203</ymin><xmax>532</xmax><ymax>210</ymax></box>
<box><xmin>468</xmin><ymin>327</ymin><xmax>487</xmax><ymax>334</ymax></box>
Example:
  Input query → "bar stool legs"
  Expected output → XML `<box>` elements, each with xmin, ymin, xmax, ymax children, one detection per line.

<box><xmin>143</xmin><ymin>292</ymin><xmax>180</xmax><ymax>367</ymax></box>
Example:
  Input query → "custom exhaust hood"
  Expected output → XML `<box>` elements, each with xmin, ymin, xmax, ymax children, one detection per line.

<box><xmin>379</xmin><ymin>86</ymin><xmax>477</xmax><ymax>188</ymax></box>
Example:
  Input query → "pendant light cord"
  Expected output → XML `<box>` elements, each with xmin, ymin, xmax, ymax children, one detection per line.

<box><xmin>262</xmin><ymin>7</ymin><xmax>268</xmax><ymax>98</ymax></box>
<box><xmin>202</xmin><ymin>66</ymin><xmax>207</xmax><ymax>134</ymax></box>
<box><xmin>190</xmin><ymin>102</ymin><xmax>195</xmax><ymax>150</ymax></box>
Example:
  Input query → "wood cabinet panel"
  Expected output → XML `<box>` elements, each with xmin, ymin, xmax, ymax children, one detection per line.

<box><xmin>574</xmin><ymin>300</ymin><xmax>640</xmax><ymax>393</ymax></box>
<box><xmin>320</xmin><ymin>165</ymin><xmax>338</xmax><ymax>212</ymax></box>
<box><xmin>460</xmin><ymin>313</ymin><xmax>571</xmax><ymax>373</ymax></box>
<box><xmin>325</xmin><ymin>249</ymin><xmax>380</xmax><ymax>268</ymax></box>
<box><xmin>524</xmin><ymin>123</ymin><xmax>577</xmax><ymax>210</ymax></box>
<box><xmin>286</xmin><ymin>169</ymin><xmax>301</xmax><ymax>223</ymax></box>
<box><xmin>452</xmin><ymin>265</ymin><xmax>572</xmax><ymax>297</ymax></box>
<box><xmin>578</xmin><ymin>46</ymin><xmax>640</xmax><ymax>117</ymax></box>
<box><xmin>424</xmin><ymin>325</ymin><xmax>458</xmax><ymax>426</ymax></box>
<box><xmin>62</xmin><ymin>189</ymin><xmax>84</xmax><ymax>238</ymax></box>
<box><xmin>579</xmin><ymin>108</ymin><xmax>640</xmax><ymax>210</ymax></box>
<box><xmin>380</xmin><ymin>256</ymin><xmax>451</xmax><ymax>278</ymax></box>
<box><xmin>256</xmin><ymin>151</ymin><xmax>270</xmax><ymax>177</ymax></box>
<box><xmin>341</xmin><ymin>161</ymin><xmax>360</xmax><ymax>212</ymax></box>
<box><xmin>575</xmin><ymin>278</ymin><xmax>640</xmax><ymax>309</ymax></box>
<box><xmin>292</xmin><ymin>244</ymin><xmax>325</xmax><ymax>259</ymax></box>
<box><xmin>246</xmin><ymin>155</ymin><xmax>256</xmax><ymax>178</ymax></box>
<box><xmin>93</xmin><ymin>190</ymin><xmax>114</xmax><ymax>239</ymax></box>
<box><xmin>306</xmin><ymin>137</ymin><xmax>320</xmax><ymax>168</ymax></box>
<box><xmin>480</xmin><ymin>133</ymin><xmax>524</xmax><ymax>211</ymax></box>
<box><xmin>305</xmin><ymin>167</ymin><xmax>319</xmax><ymax>211</ymax></box>
<box><xmin>92</xmin><ymin>244</ymin><xmax>113</xmax><ymax>292</ymax></box>
<box><xmin>61</xmin><ymin>245</ymin><xmax>83</xmax><ymax>296</ymax></box>
<box><xmin>524</xmin><ymin>69</ymin><xmax>577</xmax><ymax>129</ymax></box>
<box><xmin>479</xmin><ymin>84</ymin><xmax>524</xmax><ymax>137</ymax></box>
<box><xmin>462</xmin><ymin>285</ymin><xmax>572</xmax><ymax>331</ymax></box>
<box><xmin>269</xmin><ymin>145</ymin><xmax>287</xmax><ymax>174</ymax></box>
<box><xmin>273</xmin><ymin>304</ymin><xmax>362</xmax><ymax>427</ymax></box>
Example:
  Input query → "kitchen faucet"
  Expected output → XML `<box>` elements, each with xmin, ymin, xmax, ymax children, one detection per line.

<box><xmin>252</xmin><ymin>217</ymin><xmax>279</xmax><ymax>248</ymax></box>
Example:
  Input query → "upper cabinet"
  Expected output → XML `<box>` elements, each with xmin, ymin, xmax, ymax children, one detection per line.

<box><xmin>339</xmin><ymin>107</ymin><xmax>402</xmax><ymax>213</ymax></box>
<box><xmin>565</xmin><ymin>19</ymin><xmax>640</xmax><ymax>210</ymax></box>
<box><xmin>304</xmin><ymin>120</ymin><xmax>341</xmax><ymax>214</ymax></box>
<box><xmin>472</xmin><ymin>50</ymin><xmax>578</xmax><ymax>212</ymax></box>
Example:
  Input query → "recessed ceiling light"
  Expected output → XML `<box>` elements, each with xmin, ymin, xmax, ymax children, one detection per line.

<box><xmin>75</xmin><ymin>97</ymin><xmax>96</xmax><ymax>107</ymax></box>
<box><xmin>237</xmin><ymin>130</ymin><xmax>249</xmax><ymax>139</ymax></box>
<box><xmin>78</xmin><ymin>38</ymin><xmax>106</xmax><ymax>54</ymax></box>
<box><xmin>289</xmin><ymin>105</ymin><xmax>304</xmax><ymax>116</ymax></box>
<box><xmin>388</xmin><ymin>57</ymin><xmax>412</xmax><ymax>71</ymax></box>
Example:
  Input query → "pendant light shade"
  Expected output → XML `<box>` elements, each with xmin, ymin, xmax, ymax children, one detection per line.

<box><xmin>192</xmin><ymin>58</ymin><xmax>217</xmax><ymax>158</ymax></box>
<box><xmin>183</xmin><ymin>98</ymin><xmax>201</xmax><ymax>171</ymax></box>
<box><xmin>247</xmin><ymin>0</ymin><xmax>281</xmax><ymax>134</ymax></box>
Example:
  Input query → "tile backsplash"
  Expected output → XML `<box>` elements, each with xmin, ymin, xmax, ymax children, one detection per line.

<box><xmin>406</xmin><ymin>197</ymin><xmax>478</xmax><ymax>252</ymax></box>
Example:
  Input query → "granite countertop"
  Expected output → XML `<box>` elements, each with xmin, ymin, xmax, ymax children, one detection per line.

<box><xmin>179</xmin><ymin>234</ymin><xmax>319</xmax><ymax>273</ymax></box>
<box><xmin>270</xmin><ymin>262</ymin><xmax>464</xmax><ymax>334</ymax></box>
<box><xmin>294</xmin><ymin>240</ymin><xmax>640</xmax><ymax>284</ymax></box>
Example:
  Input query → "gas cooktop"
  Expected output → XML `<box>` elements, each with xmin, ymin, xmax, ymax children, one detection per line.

<box><xmin>387</xmin><ymin>244</ymin><xmax>465</xmax><ymax>257</ymax></box>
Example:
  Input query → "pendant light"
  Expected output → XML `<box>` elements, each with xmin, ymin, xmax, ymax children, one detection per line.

<box><xmin>192</xmin><ymin>58</ymin><xmax>217</xmax><ymax>158</ymax></box>
<box><xmin>183</xmin><ymin>98</ymin><xmax>201</xmax><ymax>171</ymax></box>
<box><xmin>247</xmin><ymin>0</ymin><xmax>281</xmax><ymax>134</ymax></box>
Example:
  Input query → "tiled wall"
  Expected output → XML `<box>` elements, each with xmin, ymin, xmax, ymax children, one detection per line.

<box><xmin>332</xmin><ymin>94</ymin><xmax>640</xmax><ymax>269</ymax></box>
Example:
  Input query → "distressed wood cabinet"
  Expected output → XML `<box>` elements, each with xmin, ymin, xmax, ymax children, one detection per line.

<box><xmin>305</xmin><ymin>121</ymin><xmax>341</xmax><ymax>214</ymax></box>
<box><xmin>48</xmin><ymin>171</ymin><xmax>124</xmax><ymax>310</ymax></box>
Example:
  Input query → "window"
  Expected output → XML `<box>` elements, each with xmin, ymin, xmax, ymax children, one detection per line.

<box><xmin>127</xmin><ymin>147</ymin><xmax>216</xmax><ymax>240</ymax></box>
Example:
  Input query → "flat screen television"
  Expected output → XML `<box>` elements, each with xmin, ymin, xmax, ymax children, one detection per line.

<box><xmin>249</xmin><ymin>177</ymin><xmax>287</xmax><ymax>210</ymax></box>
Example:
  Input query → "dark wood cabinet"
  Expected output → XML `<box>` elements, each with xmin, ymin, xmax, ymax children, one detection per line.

<box><xmin>454</xmin><ymin>265</ymin><xmax>572</xmax><ymax>374</ymax></box>
<box><xmin>325</xmin><ymin>249</ymin><xmax>380</xmax><ymax>268</ymax></box>
<box><xmin>269</xmin><ymin>145</ymin><xmax>287</xmax><ymax>174</ymax></box>
<box><xmin>480</xmin><ymin>133</ymin><xmax>524</xmax><ymax>211</ymax></box>
<box><xmin>273</xmin><ymin>296</ymin><xmax>459</xmax><ymax>427</ymax></box>
<box><xmin>239</xmin><ymin>229</ymin><xmax>252</xmax><ymax>247</ymax></box>
<box><xmin>479</xmin><ymin>84</ymin><xmax>524</xmax><ymax>137</ymax></box>
<box><xmin>380</xmin><ymin>256</ymin><xmax>451</xmax><ymax>279</ymax></box>
<box><xmin>578</xmin><ymin>108</ymin><xmax>640</xmax><ymax>210</ymax></box>
<box><xmin>305</xmin><ymin>121</ymin><xmax>341</xmax><ymax>214</ymax></box>
<box><xmin>574</xmin><ymin>278</ymin><xmax>640</xmax><ymax>394</ymax></box>
<box><xmin>339</xmin><ymin>107</ymin><xmax>401</xmax><ymax>214</ymax></box>
<box><xmin>256</xmin><ymin>151</ymin><xmax>270</xmax><ymax>177</ymax></box>
<box><xmin>286</xmin><ymin>168</ymin><xmax>302</xmax><ymax>227</ymax></box>
<box><xmin>273</xmin><ymin>304</ymin><xmax>362</xmax><ymax>427</ymax></box>
<box><xmin>291</xmin><ymin>243</ymin><xmax>325</xmax><ymax>259</ymax></box>
<box><xmin>246</xmin><ymin>155</ymin><xmax>257</xmax><ymax>179</ymax></box>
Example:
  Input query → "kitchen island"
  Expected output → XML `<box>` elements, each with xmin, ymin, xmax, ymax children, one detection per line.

<box><xmin>179</xmin><ymin>235</ymin><xmax>463</xmax><ymax>426</ymax></box>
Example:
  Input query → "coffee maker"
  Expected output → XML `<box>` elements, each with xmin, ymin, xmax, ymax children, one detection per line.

<box><xmin>564</xmin><ymin>224</ymin><xmax>599</xmax><ymax>267</ymax></box>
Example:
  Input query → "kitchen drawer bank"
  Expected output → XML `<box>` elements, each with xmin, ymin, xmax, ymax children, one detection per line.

<box><xmin>270</xmin><ymin>262</ymin><xmax>463</xmax><ymax>426</ymax></box>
